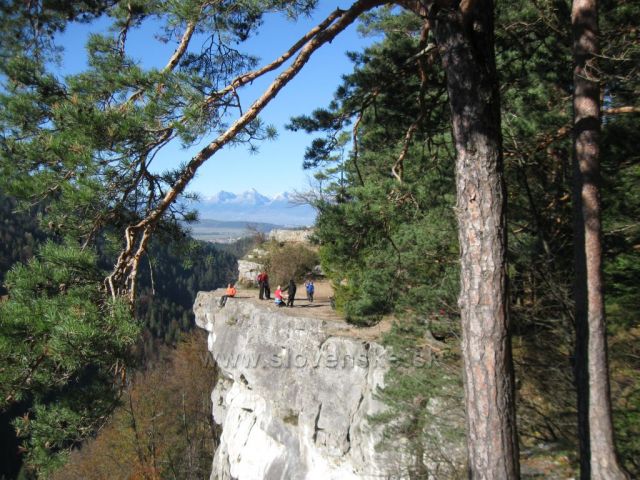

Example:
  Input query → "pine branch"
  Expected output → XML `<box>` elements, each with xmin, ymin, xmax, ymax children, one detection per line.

<box><xmin>106</xmin><ymin>0</ymin><xmax>388</xmax><ymax>303</ymax></box>
<box><xmin>123</xmin><ymin>18</ymin><xmax>199</xmax><ymax>107</ymax></box>
<box><xmin>203</xmin><ymin>7</ymin><xmax>346</xmax><ymax>110</ymax></box>
<box><xmin>508</xmin><ymin>105</ymin><xmax>640</xmax><ymax>159</ymax></box>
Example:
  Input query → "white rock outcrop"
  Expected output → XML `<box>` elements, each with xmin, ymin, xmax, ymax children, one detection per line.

<box><xmin>194</xmin><ymin>292</ymin><xmax>405</xmax><ymax>480</ymax></box>
<box><xmin>237</xmin><ymin>260</ymin><xmax>262</xmax><ymax>285</ymax></box>
<box><xmin>268</xmin><ymin>228</ymin><xmax>313</xmax><ymax>244</ymax></box>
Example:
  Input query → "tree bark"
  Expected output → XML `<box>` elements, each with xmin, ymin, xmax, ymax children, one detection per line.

<box><xmin>430</xmin><ymin>2</ymin><xmax>519</xmax><ymax>477</ymax></box>
<box><xmin>571</xmin><ymin>0</ymin><xmax>628</xmax><ymax>478</ymax></box>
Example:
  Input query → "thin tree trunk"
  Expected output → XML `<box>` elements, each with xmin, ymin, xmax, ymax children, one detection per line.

<box><xmin>571</xmin><ymin>0</ymin><xmax>628</xmax><ymax>478</ymax></box>
<box><xmin>430</xmin><ymin>2</ymin><xmax>519</xmax><ymax>477</ymax></box>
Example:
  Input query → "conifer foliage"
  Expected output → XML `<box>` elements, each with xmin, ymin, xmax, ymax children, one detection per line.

<box><xmin>0</xmin><ymin>0</ymin><xmax>638</xmax><ymax>478</ymax></box>
<box><xmin>0</xmin><ymin>242</ymin><xmax>139</xmax><ymax>474</ymax></box>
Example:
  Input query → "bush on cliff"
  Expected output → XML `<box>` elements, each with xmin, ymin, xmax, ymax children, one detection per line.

<box><xmin>263</xmin><ymin>241</ymin><xmax>320</xmax><ymax>287</ymax></box>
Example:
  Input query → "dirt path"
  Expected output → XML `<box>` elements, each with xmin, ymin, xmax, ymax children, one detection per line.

<box><xmin>220</xmin><ymin>280</ymin><xmax>392</xmax><ymax>342</ymax></box>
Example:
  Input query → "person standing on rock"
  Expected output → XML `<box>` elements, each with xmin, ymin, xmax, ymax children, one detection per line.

<box><xmin>304</xmin><ymin>279</ymin><xmax>314</xmax><ymax>303</ymax></box>
<box><xmin>263</xmin><ymin>271</ymin><xmax>271</xmax><ymax>300</ymax></box>
<box><xmin>282</xmin><ymin>278</ymin><xmax>297</xmax><ymax>307</ymax></box>
<box><xmin>257</xmin><ymin>271</ymin><xmax>265</xmax><ymax>299</ymax></box>
<box><xmin>257</xmin><ymin>271</ymin><xmax>271</xmax><ymax>300</ymax></box>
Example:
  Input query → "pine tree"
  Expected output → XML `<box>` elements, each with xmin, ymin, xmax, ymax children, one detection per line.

<box><xmin>571</xmin><ymin>0</ymin><xmax>629</xmax><ymax>477</ymax></box>
<box><xmin>0</xmin><ymin>242</ymin><xmax>139</xmax><ymax>474</ymax></box>
<box><xmin>0</xmin><ymin>0</ymin><xmax>321</xmax><ymax>473</ymax></box>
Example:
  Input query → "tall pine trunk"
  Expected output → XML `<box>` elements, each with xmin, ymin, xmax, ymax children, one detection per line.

<box><xmin>571</xmin><ymin>0</ymin><xmax>628</xmax><ymax>478</ymax></box>
<box><xmin>432</xmin><ymin>2</ymin><xmax>519</xmax><ymax>477</ymax></box>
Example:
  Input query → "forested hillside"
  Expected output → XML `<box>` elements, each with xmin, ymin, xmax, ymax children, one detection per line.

<box><xmin>51</xmin><ymin>330</ymin><xmax>218</xmax><ymax>480</ymax></box>
<box><xmin>0</xmin><ymin>197</ymin><xmax>239</xmax><ymax>477</ymax></box>
<box><xmin>136</xmin><ymin>238</ymin><xmax>238</xmax><ymax>346</ymax></box>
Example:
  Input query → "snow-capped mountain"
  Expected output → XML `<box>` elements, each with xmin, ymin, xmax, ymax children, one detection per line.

<box><xmin>194</xmin><ymin>189</ymin><xmax>316</xmax><ymax>226</ymax></box>
<box><xmin>207</xmin><ymin>189</ymin><xmax>271</xmax><ymax>206</ymax></box>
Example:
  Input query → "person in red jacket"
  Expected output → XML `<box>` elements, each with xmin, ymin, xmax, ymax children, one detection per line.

<box><xmin>219</xmin><ymin>283</ymin><xmax>237</xmax><ymax>307</ymax></box>
<box><xmin>257</xmin><ymin>271</ymin><xmax>271</xmax><ymax>300</ymax></box>
<box><xmin>263</xmin><ymin>272</ymin><xmax>271</xmax><ymax>300</ymax></box>
<box><xmin>274</xmin><ymin>285</ymin><xmax>285</xmax><ymax>307</ymax></box>
<box><xmin>257</xmin><ymin>272</ymin><xmax>264</xmax><ymax>299</ymax></box>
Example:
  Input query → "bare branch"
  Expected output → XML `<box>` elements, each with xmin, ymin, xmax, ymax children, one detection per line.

<box><xmin>603</xmin><ymin>105</ymin><xmax>640</xmax><ymax>115</ymax></box>
<box><xmin>392</xmin><ymin>21</ymin><xmax>431</xmax><ymax>183</ymax></box>
<box><xmin>117</xmin><ymin>3</ymin><xmax>134</xmax><ymax>57</ymax></box>
<box><xmin>507</xmin><ymin>104</ymin><xmax>640</xmax><ymax>160</ymax></box>
<box><xmin>204</xmin><ymin>8</ymin><xmax>345</xmax><ymax>109</ymax></box>
<box><xmin>163</xmin><ymin>21</ymin><xmax>197</xmax><ymax>73</ymax></box>
<box><xmin>391</xmin><ymin>113</ymin><xmax>423</xmax><ymax>182</ymax></box>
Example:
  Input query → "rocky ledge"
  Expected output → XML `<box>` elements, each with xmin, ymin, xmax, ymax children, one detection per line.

<box><xmin>194</xmin><ymin>291</ymin><xmax>402</xmax><ymax>480</ymax></box>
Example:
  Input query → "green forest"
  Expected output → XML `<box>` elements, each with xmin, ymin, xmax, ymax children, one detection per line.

<box><xmin>0</xmin><ymin>192</ymin><xmax>239</xmax><ymax>477</ymax></box>
<box><xmin>0</xmin><ymin>0</ymin><xmax>638</xmax><ymax>479</ymax></box>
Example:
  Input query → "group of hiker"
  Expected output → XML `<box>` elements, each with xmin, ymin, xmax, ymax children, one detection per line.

<box><xmin>257</xmin><ymin>271</ymin><xmax>314</xmax><ymax>308</ymax></box>
<box><xmin>256</xmin><ymin>271</ymin><xmax>315</xmax><ymax>307</ymax></box>
<box><xmin>218</xmin><ymin>271</ymin><xmax>315</xmax><ymax>308</ymax></box>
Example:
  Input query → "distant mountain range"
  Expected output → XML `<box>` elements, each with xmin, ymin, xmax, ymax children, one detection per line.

<box><xmin>193</xmin><ymin>189</ymin><xmax>316</xmax><ymax>226</ymax></box>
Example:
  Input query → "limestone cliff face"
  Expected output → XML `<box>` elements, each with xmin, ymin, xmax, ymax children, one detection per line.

<box><xmin>194</xmin><ymin>292</ymin><xmax>403</xmax><ymax>480</ymax></box>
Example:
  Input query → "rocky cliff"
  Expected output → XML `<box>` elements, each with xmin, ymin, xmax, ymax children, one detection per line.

<box><xmin>268</xmin><ymin>228</ymin><xmax>314</xmax><ymax>244</ymax></box>
<box><xmin>194</xmin><ymin>291</ymin><xmax>404</xmax><ymax>480</ymax></box>
<box><xmin>237</xmin><ymin>259</ymin><xmax>262</xmax><ymax>285</ymax></box>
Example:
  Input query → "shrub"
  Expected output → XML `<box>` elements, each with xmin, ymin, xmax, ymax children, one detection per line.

<box><xmin>263</xmin><ymin>241</ymin><xmax>319</xmax><ymax>287</ymax></box>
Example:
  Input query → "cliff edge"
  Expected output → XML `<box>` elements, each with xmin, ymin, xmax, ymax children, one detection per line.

<box><xmin>194</xmin><ymin>290</ymin><xmax>404</xmax><ymax>480</ymax></box>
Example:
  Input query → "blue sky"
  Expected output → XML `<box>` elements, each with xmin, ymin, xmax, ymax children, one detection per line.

<box><xmin>56</xmin><ymin>2</ymin><xmax>378</xmax><ymax>198</ymax></box>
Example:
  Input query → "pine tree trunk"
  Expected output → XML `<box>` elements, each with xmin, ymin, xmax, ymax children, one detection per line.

<box><xmin>571</xmin><ymin>0</ymin><xmax>628</xmax><ymax>478</ymax></box>
<box><xmin>432</xmin><ymin>3</ymin><xmax>519</xmax><ymax>477</ymax></box>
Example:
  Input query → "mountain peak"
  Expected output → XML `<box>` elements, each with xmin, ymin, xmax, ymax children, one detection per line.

<box><xmin>207</xmin><ymin>191</ymin><xmax>237</xmax><ymax>203</ymax></box>
<box><xmin>195</xmin><ymin>189</ymin><xmax>315</xmax><ymax>226</ymax></box>
<box><xmin>271</xmin><ymin>191</ymin><xmax>291</xmax><ymax>201</ymax></box>
<box><xmin>237</xmin><ymin>189</ymin><xmax>271</xmax><ymax>205</ymax></box>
